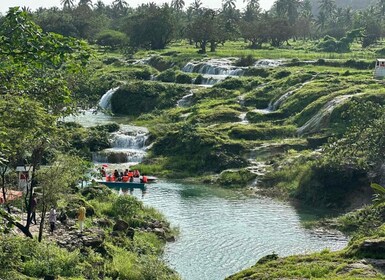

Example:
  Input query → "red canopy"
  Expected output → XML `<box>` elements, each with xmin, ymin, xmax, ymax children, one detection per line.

<box><xmin>0</xmin><ymin>189</ymin><xmax>23</xmax><ymax>204</ymax></box>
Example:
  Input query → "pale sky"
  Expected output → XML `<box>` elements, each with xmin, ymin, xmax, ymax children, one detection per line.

<box><xmin>0</xmin><ymin>0</ymin><xmax>274</xmax><ymax>14</ymax></box>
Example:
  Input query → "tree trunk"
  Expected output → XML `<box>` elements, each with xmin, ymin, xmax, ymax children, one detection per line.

<box><xmin>38</xmin><ymin>205</ymin><xmax>46</xmax><ymax>242</ymax></box>
<box><xmin>210</xmin><ymin>41</ymin><xmax>216</xmax><ymax>52</ymax></box>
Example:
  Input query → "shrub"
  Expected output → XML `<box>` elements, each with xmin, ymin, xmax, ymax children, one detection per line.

<box><xmin>157</xmin><ymin>69</ymin><xmax>176</xmax><ymax>82</ymax></box>
<box><xmin>110</xmin><ymin>196</ymin><xmax>143</xmax><ymax>219</ymax></box>
<box><xmin>217</xmin><ymin>169</ymin><xmax>257</xmax><ymax>187</ymax></box>
<box><xmin>244</xmin><ymin>67</ymin><xmax>270</xmax><ymax>77</ymax></box>
<box><xmin>235</xmin><ymin>54</ymin><xmax>256</xmax><ymax>66</ymax></box>
<box><xmin>194</xmin><ymin>74</ymin><xmax>204</xmax><ymax>84</ymax></box>
<box><xmin>175</xmin><ymin>72</ymin><xmax>192</xmax><ymax>84</ymax></box>
<box><xmin>273</xmin><ymin>70</ymin><xmax>291</xmax><ymax>79</ymax></box>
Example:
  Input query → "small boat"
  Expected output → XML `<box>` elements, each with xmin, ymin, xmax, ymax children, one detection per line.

<box><xmin>96</xmin><ymin>180</ymin><xmax>146</xmax><ymax>191</ymax></box>
<box><xmin>146</xmin><ymin>176</ymin><xmax>158</xmax><ymax>183</ymax></box>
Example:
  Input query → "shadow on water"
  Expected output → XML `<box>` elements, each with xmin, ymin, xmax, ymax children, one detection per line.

<box><xmin>291</xmin><ymin>200</ymin><xmax>347</xmax><ymax>224</ymax></box>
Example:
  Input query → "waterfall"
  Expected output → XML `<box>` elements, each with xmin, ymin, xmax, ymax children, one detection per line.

<box><xmin>297</xmin><ymin>95</ymin><xmax>354</xmax><ymax>136</ymax></box>
<box><xmin>182</xmin><ymin>58</ymin><xmax>245</xmax><ymax>86</ymax></box>
<box><xmin>93</xmin><ymin>125</ymin><xmax>149</xmax><ymax>164</ymax></box>
<box><xmin>177</xmin><ymin>91</ymin><xmax>194</xmax><ymax>107</ymax></box>
<box><xmin>238</xmin><ymin>112</ymin><xmax>249</xmax><ymax>124</ymax></box>
<box><xmin>254</xmin><ymin>59</ymin><xmax>285</xmax><ymax>68</ymax></box>
<box><xmin>256</xmin><ymin>77</ymin><xmax>317</xmax><ymax>113</ymax></box>
<box><xmin>270</xmin><ymin>89</ymin><xmax>296</xmax><ymax>111</ymax></box>
<box><xmin>98</xmin><ymin>87</ymin><xmax>119</xmax><ymax>110</ymax></box>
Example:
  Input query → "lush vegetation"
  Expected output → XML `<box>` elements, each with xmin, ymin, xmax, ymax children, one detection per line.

<box><xmin>3</xmin><ymin>0</ymin><xmax>385</xmax><ymax>278</ymax></box>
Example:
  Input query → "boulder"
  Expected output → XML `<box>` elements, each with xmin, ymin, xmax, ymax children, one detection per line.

<box><xmin>113</xmin><ymin>219</ymin><xmax>129</xmax><ymax>231</ymax></box>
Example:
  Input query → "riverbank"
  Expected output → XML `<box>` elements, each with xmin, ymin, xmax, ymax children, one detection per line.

<box><xmin>0</xmin><ymin>184</ymin><xmax>179</xmax><ymax>280</ymax></box>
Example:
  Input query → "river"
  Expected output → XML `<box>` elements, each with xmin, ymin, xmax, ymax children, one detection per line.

<box><xmin>132</xmin><ymin>181</ymin><xmax>347</xmax><ymax>280</ymax></box>
<box><xmin>67</xmin><ymin>110</ymin><xmax>348</xmax><ymax>280</ymax></box>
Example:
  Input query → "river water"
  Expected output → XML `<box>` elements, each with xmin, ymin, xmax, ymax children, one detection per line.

<box><xmin>133</xmin><ymin>181</ymin><xmax>347</xmax><ymax>280</ymax></box>
<box><xmin>67</xmin><ymin>110</ymin><xmax>348</xmax><ymax>280</ymax></box>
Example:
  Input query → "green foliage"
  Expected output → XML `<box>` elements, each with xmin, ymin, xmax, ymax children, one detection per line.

<box><xmin>175</xmin><ymin>72</ymin><xmax>193</xmax><ymax>84</ymax></box>
<box><xmin>244</xmin><ymin>67</ymin><xmax>270</xmax><ymax>77</ymax></box>
<box><xmin>229</xmin><ymin>124</ymin><xmax>296</xmax><ymax>140</ymax></box>
<box><xmin>96</xmin><ymin>29</ymin><xmax>128</xmax><ymax>49</ymax></box>
<box><xmin>295</xmin><ymin>163</ymin><xmax>368</xmax><ymax>208</ymax></box>
<box><xmin>235</xmin><ymin>55</ymin><xmax>256</xmax><ymax>66</ymax></box>
<box><xmin>157</xmin><ymin>68</ymin><xmax>177</xmax><ymax>82</ymax></box>
<box><xmin>217</xmin><ymin>169</ymin><xmax>257</xmax><ymax>187</ymax></box>
<box><xmin>110</xmin><ymin>196</ymin><xmax>143</xmax><ymax>219</ymax></box>
<box><xmin>214</xmin><ymin>78</ymin><xmax>246</xmax><ymax>90</ymax></box>
<box><xmin>124</xmin><ymin>4</ymin><xmax>178</xmax><ymax>50</ymax></box>
<box><xmin>110</xmin><ymin>81</ymin><xmax>186</xmax><ymax>115</ymax></box>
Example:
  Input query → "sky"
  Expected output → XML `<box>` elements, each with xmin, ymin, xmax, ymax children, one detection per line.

<box><xmin>0</xmin><ymin>0</ymin><xmax>274</xmax><ymax>14</ymax></box>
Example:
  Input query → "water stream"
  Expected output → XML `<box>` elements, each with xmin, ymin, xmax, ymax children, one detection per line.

<box><xmin>68</xmin><ymin>89</ymin><xmax>349</xmax><ymax>280</ymax></box>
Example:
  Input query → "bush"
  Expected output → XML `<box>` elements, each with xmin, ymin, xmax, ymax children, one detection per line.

<box><xmin>110</xmin><ymin>81</ymin><xmax>186</xmax><ymax>115</ymax></box>
<box><xmin>175</xmin><ymin>72</ymin><xmax>192</xmax><ymax>84</ymax></box>
<box><xmin>194</xmin><ymin>74</ymin><xmax>204</xmax><ymax>84</ymax></box>
<box><xmin>217</xmin><ymin>169</ymin><xmax>257</xmax><ymax>187</ymax></box>
<box><xmin>235</xmin><ymin>54</ymin><xmax>256</xmax><ymax>67</ymax></box>
<box><xmin>157</xmin><ymin>68</ymin><xmax>176</xmax><ymax>82</ymax></box>
<box><xmin>273</xmin><ymin>70</ymin><xmax>291</xmax><ymax>79</ymax></box>
<box><xmin>110</xmin><ymin>196</ymin><xmax>143</xmax><ymax>219</ymax></box>
<box><xmin>244</xmin><ymin>67</ymin><xmax>270</xmax><ymax>77</ymax></box>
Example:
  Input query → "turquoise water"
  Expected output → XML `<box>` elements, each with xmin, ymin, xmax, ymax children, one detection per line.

<box><xmin>133</xmin><ymin>181</ymin><xmax>348</xmax><ymax>280</ymax></box>
<box><xmin>68</xmin><ymin>110</ymin><xmax>348</xmax><ymax>280</ymax></box>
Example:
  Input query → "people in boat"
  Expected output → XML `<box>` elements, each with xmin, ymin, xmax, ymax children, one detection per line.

<box><xmin>113</xmin><ymin>170</ymin><xmax>119</xmax><ymax>181</ymax></box>
<box><xmin>141</xmin><ymin>175</ymin><xmax>148</xmax><ymax>183</ymax></box>
<box><xmin>100</xmin><ymin>167</ymin><xmax>106</xmax><ymax>177</ymax></box>
<box><xmin>124</xmin><ymin>169</ymin><xmax>129</xmax><ymax>176</ymax></box>
<box><xmin>133</xmin><ymin>169</ymin><xmax>140</xmax><ymax>178</ymax></box>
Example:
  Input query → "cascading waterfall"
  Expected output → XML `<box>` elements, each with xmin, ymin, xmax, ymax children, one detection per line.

<box><xmin>254</xmin><ymin>59</ymin><xmax>285</xmax><ymax>68</ymax></box>
<box><xmin>98</xmin><ymin>87</ymin><xmax>119</xmax><ymax>110</ymax></box>
<box><xmin>255</xmin><ymin>77</ymin><xmax>316</xmax><ymax>114</ymax></box>
<box><xmin>297</xmin><ymin>95</ymin><xmax>355</xmax><ymax>136</ymax></box>
<box><xmin>177</xmin><ymin>90</ymin><xmax>195</xmax><ymax>107</ymax></box>
<box><xmin>182</xmin><ymin>58</ymin><xmax>245</xmax><ymax>86</ymax></box>
<box><xmin>93</xmin><ymin>125</ymin><xmax>149</xmax><ymax>164</ymax></box>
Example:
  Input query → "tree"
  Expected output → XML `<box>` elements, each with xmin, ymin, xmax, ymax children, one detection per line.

<box><xmin>61</xmin><ymin>0</ymin><xmax>75</xmax><ymax>9</ymax></box>
<box><xmin>186</xmin><ymin>8</ymin><xmax>225</xmax><ymax>53</ymax></box>
<box><xmin>275</xmin><ymin>0</ymin><xmax>301</xmax><ymax>25</ymax></box>
<box><xmin>0</xmin><ymin>7</ymin><xmax>89</xmax><ymax>238</ymax></box>
<box><xmin>171</xmin><ymin>0</ymin><xmax>185</xmax><ymax>11</ymax></box>
<box><xmin>34</xmin><ymin>155</ymin><xmax>89</xmax><ymax>241</ymax></box>
<box><xmin>125</xmin><ymin>3</ymin><xmax>177</xmax><ymax>50</ymax></box>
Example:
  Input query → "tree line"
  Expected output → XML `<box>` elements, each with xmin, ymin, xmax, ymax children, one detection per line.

<box><xmin>2</xmin><ymin>0</ymin><xmax>384</xmax><ymax>53</ymax></box>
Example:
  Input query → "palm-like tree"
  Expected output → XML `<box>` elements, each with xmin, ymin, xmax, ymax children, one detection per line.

<box><xmin>378</xmin><ymin>0</ymin><xmax>385</xmax><ymax>16</ymax></box>
<box><xmin>192</xmin><ymin>0</ymin><xmax>202</xmax><ymax>11</ymax></box>
<box><xmin>223</xmin><ymin>0</ymin><xmax>236</xmax><ymax>11</ymax></box>
<box><xmin>78</xmin><ymin>0</ymin><xmax>92</xmax><ymax>7</ymax></box>
<box><xmin>275</xmin><ymin>0</ymin><xmax>300</xmax><ymax>24</ymax></box>
<box><xmin>243</xmin><ymin>0</ymin><xmax>260</xmax><ymax>9</ymax></box>
<box><xmin>61</xmin><ymin>0</ymin><xmax>75</xmax><ymax>9</ymax></box>
<box><xmin>171</xmin><ymin>0</ymin><xmax>185</xmax><ymax>10</ymax></box>
<box><xmin>112</xmin><ymin>0</ymin><xmax>128</xmax><ymax>11</ymax></box>
<box><xmin>318</xmin><ymin>0</ymin><xmax>336</xmax><ymax>16</ymax></box>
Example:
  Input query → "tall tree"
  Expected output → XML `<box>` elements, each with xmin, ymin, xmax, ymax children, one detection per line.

<box><xmin>0</xmin><ymin>7</ymin><xmax>89</xmax><ymax>238</ymax></box>
<box><xmin>61</xmin><ymin>0</ymin><xmax>75</xmax><ymax>9</ymax></box>
<box><xmin>171</xmin><ymin>0</ymin><xmax>185</xmax><ymax>11</ymax></box>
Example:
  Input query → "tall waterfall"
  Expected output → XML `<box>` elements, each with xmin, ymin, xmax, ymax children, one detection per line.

<box><xmin>297</xmin><ymin>95</ymin><xmax>354</xmax><ymax>136</ymax></box>
<box><xmin>98</xmin><ymin>87</ymin><xmax>119</xmax><ymax>110</ymax></box>
<box><xmin>93</xmin><ymin>125</ymin><xmax>149</xmax><ymax>164</ymax></box>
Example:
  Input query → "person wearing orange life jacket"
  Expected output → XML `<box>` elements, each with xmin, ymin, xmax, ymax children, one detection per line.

<box><xmin>141</xmin><ymin>175</ymin><xmax>148</xmax><ymax>183</ymax></box>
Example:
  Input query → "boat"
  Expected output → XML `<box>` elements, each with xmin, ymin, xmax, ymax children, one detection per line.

<box><xmin>96</xmin><ymin>180</ymin><xmax>146</xmax><ymax>191</ymax></box>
